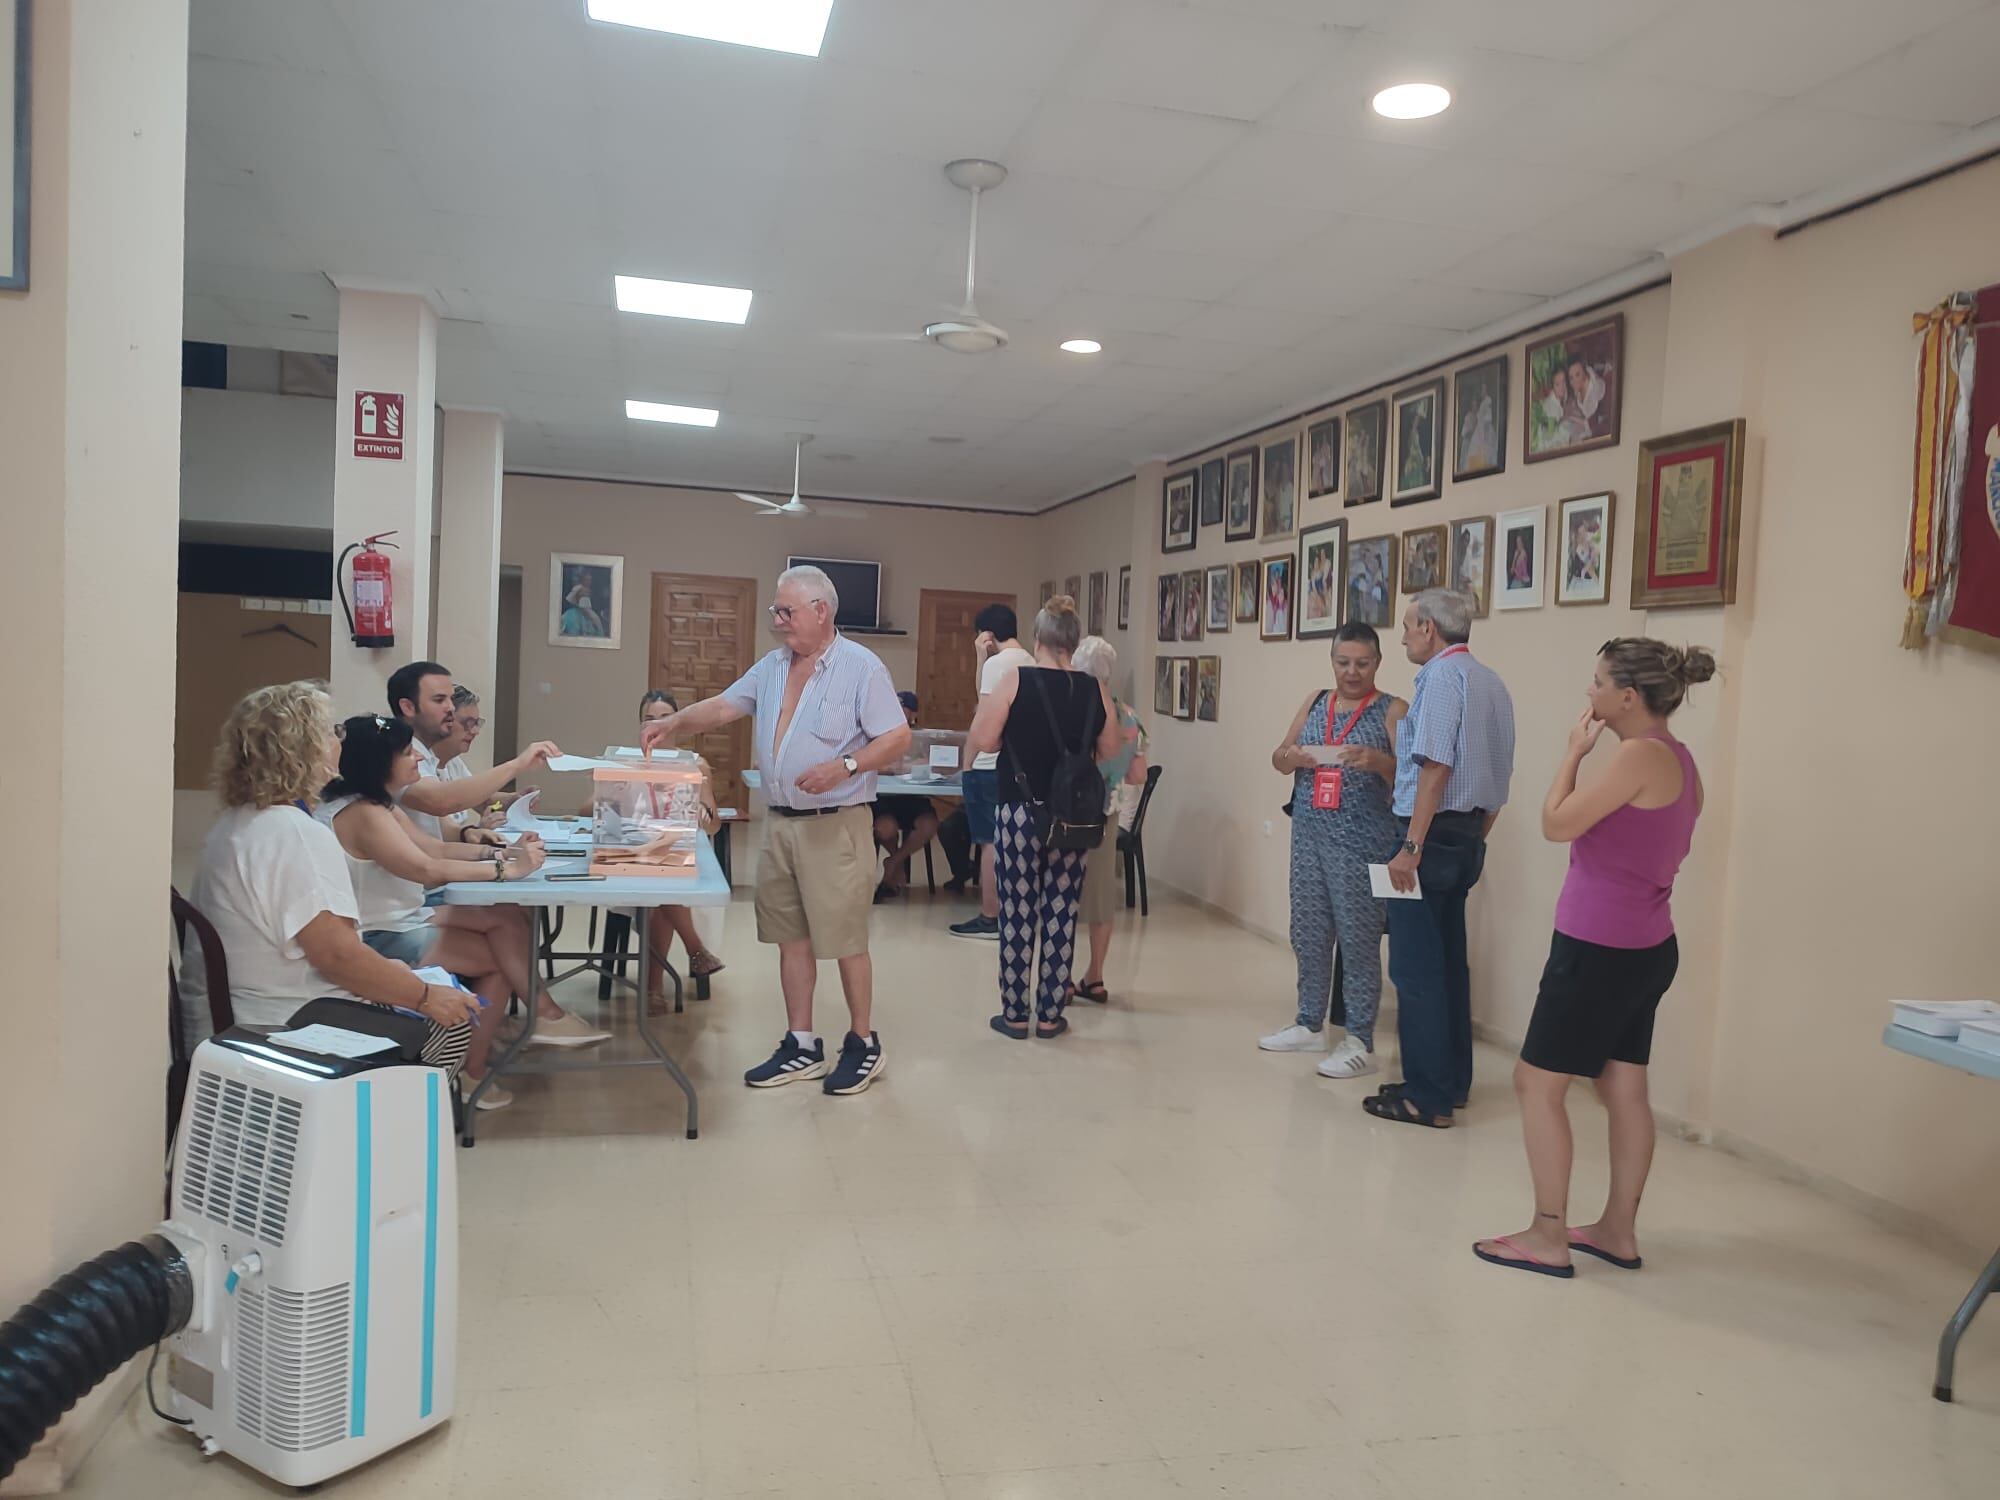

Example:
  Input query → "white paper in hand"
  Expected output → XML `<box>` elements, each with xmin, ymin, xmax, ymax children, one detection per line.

<box><xmin>1369</xmin><ymin>864</ymin><xmax>1422</xmax><ymax>900</ymax></box>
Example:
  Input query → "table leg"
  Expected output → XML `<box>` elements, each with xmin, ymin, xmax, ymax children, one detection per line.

<box><xmin>635</xmin><ymin>904</ymin><xmax>700</xmax><ymax>1139</ymax></box>
<box><xmin>715</xmin><ymin>823</ymin><xmax>733</xmax><ymax>884</ymax></box>
<box><xmin>461</xmin><ymin>903</ymin><xmax>552</xmax><ymax>1147</ymax></box>
<box><xmin>1935</xmin><ymin>1244</ymin><xmax>2000</xmax><ymax>1401</ymax></box>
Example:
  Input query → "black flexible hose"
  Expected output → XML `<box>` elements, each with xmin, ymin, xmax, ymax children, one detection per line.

<box><xmin>0</xmin><ymin>1236</ymin><xmax>192</xmax><ymax>1481</ymax></box>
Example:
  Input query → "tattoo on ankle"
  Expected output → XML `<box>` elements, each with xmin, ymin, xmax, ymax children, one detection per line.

<box><xmin>1536</xmin><ymin>1211</ymin><xmax>1561</xmax><ymax>1221</ymax></box>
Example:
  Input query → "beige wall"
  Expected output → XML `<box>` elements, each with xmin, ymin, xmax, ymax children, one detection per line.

<box><xmin>500</xmin><ymin>475</ymin><xmax>1047</xmax><ymax>802</ymax></box>
<box><xmin>1034</xmin><ymin>480</ymin><xmax>1141</xmax><ymax>699</ymax></box>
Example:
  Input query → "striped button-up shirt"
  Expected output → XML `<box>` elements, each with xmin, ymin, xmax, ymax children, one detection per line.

<box><xmin>1392</xmin><ymin>645</ymin><xmax>1516</xmax><ymax>818</ymax></box>
<box><xmin>723</xmin><ymin>634</ymin><xmax>904</xmax><ymax>809</ymax></box>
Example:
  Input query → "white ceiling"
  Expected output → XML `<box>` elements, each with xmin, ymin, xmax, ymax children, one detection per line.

<box><xmin>183</xmin><ymin>0</ymin><xmax>2000</xmax><ymax>511</ymax></box>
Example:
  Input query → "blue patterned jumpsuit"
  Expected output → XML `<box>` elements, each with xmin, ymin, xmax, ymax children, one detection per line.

<box><xmin>1288</xmin><ymin>692</ymin><xmax>1398</xmax><ymax>1046</ymax></box>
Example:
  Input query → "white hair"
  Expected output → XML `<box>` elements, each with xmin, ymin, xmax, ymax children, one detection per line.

<box><xmin>1073</xmin><ymin>635</ymin><xmax>1117</xmax><ymax>683</ymax></box>
<box><xmin>776</xmin><ymin>564</ymin><xmax>838</xmax><ymax>618</ymax></box>
<box><xmin>1411</xmin><ymin>588</ymin><xmax>1473</xmax><ymax>645</ymax></box>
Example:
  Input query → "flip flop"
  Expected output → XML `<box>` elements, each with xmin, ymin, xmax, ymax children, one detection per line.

<box><xmin>1472</xmin><ymin>1234</ymin><xmax>1574</xmax><ymax>1279</ymax></box>
<box><xmin>1568</xmin><ymin>1230</ymin><xmax>1642</xmax><ymax>1270</ymax></box>
<box><xmin>989</xmin><ymin>1014</ymin><xmax>1028</xmax><ymax>1040</ymax></box>
<box><xmin>1034</xmin><ymin>1016</ymin><xmax>1070</xmax><ymax>1039</ymax></box>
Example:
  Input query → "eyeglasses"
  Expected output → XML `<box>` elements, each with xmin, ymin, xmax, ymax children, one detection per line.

<box><xmin>458</xmin><ymin>716</ymin><xmax>485</xmax><ymax>731</ymax></box>
<box><xmin>766</xmin><ymin>598</ymin><xmax>827</xmax><ymax>622</ymax></box>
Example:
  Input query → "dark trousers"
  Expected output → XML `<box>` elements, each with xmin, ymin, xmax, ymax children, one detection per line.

<box><xmin>1384</xmin><ymin>813</ymin><xmax>1487</xmax><ymax>1117</ymax></box>
<box><xmin>937</xmin><ymin>807</ymin><xmax>977</xmax><ymax>884</ymax></box>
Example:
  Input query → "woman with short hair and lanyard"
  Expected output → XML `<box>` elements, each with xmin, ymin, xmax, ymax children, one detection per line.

<box><xmin>1261</xmin><ymin>621</ymin><xmax>1407</xmax><ymax>1079</ymax></box>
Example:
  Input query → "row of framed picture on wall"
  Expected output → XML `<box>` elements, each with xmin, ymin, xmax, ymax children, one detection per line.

<box><xmin>1153</xmin><ymin>655</ymin><xmax>1220</xmax><ymax>723</ymax></box>
<box><xmin>1163</xmin><ymin>313</ymin><xmax>1628</xmax><ymax>552</ymax></box>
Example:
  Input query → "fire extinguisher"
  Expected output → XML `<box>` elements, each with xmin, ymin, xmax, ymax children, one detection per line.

<box><xmin>336</xmin><ymin>531</ymin><xmax>399</xmax><ymax>648</ymax></box>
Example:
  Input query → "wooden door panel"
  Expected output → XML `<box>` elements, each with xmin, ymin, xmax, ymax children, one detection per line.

<box><xmin>917</xmin><ymin>588</ymin><xmax>1013</xmax><ymax>732</ymax></box>
<box><xmin>651</xmin><ymin>572</ymin><xmax>757</xmax><ymax>812</ymax></box>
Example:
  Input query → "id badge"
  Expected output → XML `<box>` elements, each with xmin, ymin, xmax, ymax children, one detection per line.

<box><xmin>1311</xmin><ymin>766</ymin><xmax>1343</xmax><ymax>810</ymax></box>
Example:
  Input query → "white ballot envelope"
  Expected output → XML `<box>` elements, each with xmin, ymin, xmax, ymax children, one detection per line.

<box><xmin>1369</xmin><ymin>864</ymin><xmax>1422</xmax><ymax>900</ymax></box>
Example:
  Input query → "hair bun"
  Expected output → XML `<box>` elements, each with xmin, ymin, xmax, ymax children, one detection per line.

<box><xmin>1045</xmin><ymin>595</ymin><xmax>1078</xmax><ymax>615</ymax></box>
<box><xmin>1673</xmin><ymin>646</ymin><xmax>1718</xmax><ymax>686</ymax></box>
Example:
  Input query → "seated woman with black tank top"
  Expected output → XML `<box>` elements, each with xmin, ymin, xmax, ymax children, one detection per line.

<box><xmin>965</xmin><ymin>596</ymin><xmax>1123</xmax><ymax>1039</ymax></box>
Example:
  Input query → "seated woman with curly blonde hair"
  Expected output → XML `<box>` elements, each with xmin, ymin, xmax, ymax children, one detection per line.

<box><xmin>178</xmin><ymin>681</ymin><xmax>480</xmax><ymax>1073</ymax></box>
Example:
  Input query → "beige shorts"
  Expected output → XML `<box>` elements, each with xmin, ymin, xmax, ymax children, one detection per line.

<box><xmin>1078</xmin><ymin>830</ymin><xmax>1120</xmax><ymax>926</ymax></box>
<box><xmin>755</xmin><ymin>805</ymin><xmax>875</xmax><ymax>959</ymax></box>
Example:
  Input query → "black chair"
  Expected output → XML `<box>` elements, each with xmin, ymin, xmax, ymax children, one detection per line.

<box><xmin>1118</xmin><ymin>765</ymin><xmax>1163</xmax><ymax>916</ymax></box>
<box><xmin>169</xmin><ymin>889</ymin><xmax>235</xmax><ymax>1153</ymax></box>
<box><xmin>591</xmin><ymin>909</ymin><xmax>702</xmax><ymax>1006</ymax></box>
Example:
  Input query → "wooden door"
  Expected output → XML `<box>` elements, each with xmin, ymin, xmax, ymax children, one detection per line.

<box><xmin>649</xmin><ymin>573</ymin><xmax>758</xmax><ymax>811</ymax></box>
<box><xmin>916</xmin><ymin>589</ymin><xmax>1013</xmax><ymax>731</ymax></box>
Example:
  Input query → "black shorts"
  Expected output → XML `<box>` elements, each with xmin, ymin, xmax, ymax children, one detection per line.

<box><xmin>872</xmin><ymin>795</ymin><xmax>935</xmax><ymax>834</ymax></box>
<box><xmin>1520</xmin><ymin>931</ymin><xmax>1679</xmax><ymax>1078</ymax></box>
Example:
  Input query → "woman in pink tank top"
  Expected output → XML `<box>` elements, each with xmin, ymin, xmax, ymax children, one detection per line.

<box><xmin>1474</xmin><ymin>639</ymin><xmax>1714</xmax><ymax>1280</ymax></box>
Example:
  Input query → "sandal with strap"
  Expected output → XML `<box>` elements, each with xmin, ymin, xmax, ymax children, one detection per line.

<box><xmin>1362</xmin><ymin>1090</ymin><xmax>1452</xmax><ymax>1128</ymax></box>
<box><xmin>1069</xmin><ymin>980</ymin><xmax>1110</xmax><ymax>1004</ymax></box>
<box><xmin>1473</xmin><ymin>1234</ymin><xmax>1575</xmax><ymax>1279</ymax></box>
<box><xmin>689</xmin><ymin>950</ymin><xmax>726</xmax><ymax>979</ymax></box>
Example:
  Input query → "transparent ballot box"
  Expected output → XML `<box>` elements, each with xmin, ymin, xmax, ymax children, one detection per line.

<box><xmin>903</xmin><ymin>728</ymin><xmax>969</xmax><ymax>784</ymax></box>
<box><xmin>590</xmin><ymin>761</ymin><xmax>704</xmax><ymax>877</ymax></box>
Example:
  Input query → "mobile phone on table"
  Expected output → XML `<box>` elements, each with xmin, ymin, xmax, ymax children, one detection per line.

<box><xmin>547</xmin><ymin>872</ymin><xmax>606</xmax><ymax>881</ymax></box>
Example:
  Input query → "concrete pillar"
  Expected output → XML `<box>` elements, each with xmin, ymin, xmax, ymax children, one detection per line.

<box><xmin>435</xmin><ymin>408</ymin><xmax>506</xmax><ymax>771</ymax></box>
<box><xmin>0</xmin><ymin>0</ymin><xmax>189</xmax><ymax>1489</ymax></box>
<box><xmin>331</xmin><ymin>286</ymin><xmax>439</xmax><ymax>716</ymax></box>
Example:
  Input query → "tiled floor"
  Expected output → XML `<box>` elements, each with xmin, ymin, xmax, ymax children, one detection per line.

<box><xmin>77</xmin><ymin>887</ymin><xmax>2000</xmax><ymax>1497</ymax></box>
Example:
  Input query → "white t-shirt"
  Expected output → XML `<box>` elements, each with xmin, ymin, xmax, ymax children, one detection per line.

<box><xmin>399</xmin><ymin>736</ymin><xmax>446</xmax><ymax>841</ymax></box>
<box><xmin>179</xmin><ymin>804</ymin><xmax>358</xmax><ymax>1040</ymax></box>
<box><xmin>314</xmin><ymin>796</ymin><xmax>432</xmax><ymax>934</ymax></box>
<box><xmin>971</xmin><ymin>645</ymin><xmax>1034</xmax><ymax>771</ymax></box>
<box><xmin>438</xmin><ymin>754</ymin><xmax>476</xmax><ymax>828</ymax></box>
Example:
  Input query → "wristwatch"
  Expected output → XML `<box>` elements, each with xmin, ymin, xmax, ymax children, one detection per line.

<box><xmin>1401</xmin><ymin>838</ymin><xmax>1422</xmax><ymax>857</ymax></box>
<box><xmin>841</xmin><ymin>754</ymin><xmax>860</xmax><ymax>777</ymax></box>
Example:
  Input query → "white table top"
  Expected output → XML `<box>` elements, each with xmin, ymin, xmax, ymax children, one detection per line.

<box><xmin>1882</xmin><ymin>1024</ymin><xmax>2000</xmax><ymax>1083</ymax></box>
<box><xmin>740</xmin><ymin>769</ymin><xmax>963</xmax><ymax>800</ymax></box>
<box><xmin>434</xmin><ymin>833</ymin><xmax>732</xmax><ymax>908</ymax></box>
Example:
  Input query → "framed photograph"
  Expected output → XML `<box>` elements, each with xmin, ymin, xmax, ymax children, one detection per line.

<box><xmin>2</xmin><ymin>0</ymin><xmax>28</xmax><ymax>290</ymax></box>
<box><xmin>1400</xmin><ymin>524</ymin><xmax>1448</xmax><ymax>593</ymax></box>
<box><xmin>1526</xmin><ymin>313</ymin><xmax>1624</xmax><ymax>463</ymax></box>
<box><xmin>1195</xmin><ymin>656</ymin><xmax>1221</xmax><ymax>723</ymax></box>
<box><xmin>1040</xmin><ymin>579</ymin><xmax>1055</xmax><ymax>607</ymax></box>
<box><xmin>1344</xmin><ymin>400</ymin><xmax>1386</xmax><ymax>506</ymax></box>
<box><xmin>1117</xmin><ymin>565</ymin><xmax>1131</xmax><ymax>629</ymax></box>
<box><xmin>1632</xmin><ymin>419</ymin><xmax>1745</xmax><ymax>608</ymax></box>
<box><xmin>1087</xmin><ymin>570</ymin><xmax>1108</xmax><ymax>635</ymax></box>
<box><xmin>1204</xmin><ymin>564</ymin><xmax>1232</xmax><ymax>633</ymax></box>
<box><xmin>1556</xmin><ymin>492</ymin><xmax>1615</xmax><ymax>606</ymax></box>
<box><xmin>548</xmin><ymin>552</ymin><xmax>622</xmax><ymax>649</ymax></box>
<box><xmin>1452</xmin><ymin>515</ymin><xmax>1495</xmax><ymax>620</ymax></box>
<box><xmin>1179</xmin><ymin>568</ymin><xmax>1204</xmax><ymax>642</ymax></box>
<box><xmin>1063</xmin><ymin>575</ymin><xmax>1082</xmax><ymax>607</ymax></box>
<box><xmin>1154</xmin><ymin>657</ymin><xmax>1174</xmax><ymax>716</ymax></box>
<box><xmin>1233</xmin><ymin>559</ymin><xmax>1260</xmax><ymax>622</ymax></box>
<box><xmin>1224</xmin><ymin>447</ymin><xmax>1259</xmax><ymax>541</ymax></box>
<box><xmin>1495</xmin><ymin>506</ymin><xmax>1548</xmax><ymax>611</ymax></box>
<box><xmin>1306</xmin><ymin>416</ymin><xmax>1342</xmax><ymax>500</ymax></box>
<box><xmin>1156</xmin><ymin>573</ymin><xmax>1178</xmax><ymax>642</ymax></box>
<box><xmin>1297</xmin><ymin>519</ymin><xmax>1347</xmax><ymax>640</ymax></box>
<box><xmin>1259</xmin><ymin>553</ymin><xmax>1294</xmax><ymax>641</ymax></box>
<box><xmin>1261</xmin><ymin>434</ymin><xmax>1298</xmax><ymax>540</ymax></box>
<box><xmin>1198</xmin><ymin>456</ymin><xmax>1225</xmax><ymax>529</ymax></box>
<box><xmin>1390</xmin><ymin>377</ymin><xmax>1446</xmax><ymax>506</ymax></box>
<box><xmin>1173</xmin><ymin>658</ymin><xmax>1194</xmax><ymax>720</ymax></box>
<box><xmin>1162</xmin><ymin>470</ymin><xmax>1197</xmax><ymax>553</ymax></box>
<box><xmin>1344</xmin><ymin>535</ymin><xmax>1398</xmax><ymax>628</ymax></box>
<box><xmin>1453</xmin><ymin>355</ymin><xmax>1508</xmax><ymax>482</ymax></box>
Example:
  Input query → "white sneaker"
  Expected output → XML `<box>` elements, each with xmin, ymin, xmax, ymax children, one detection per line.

<box><xmin>464</xmin><ymin>1078</ymin><xmax>514</xmax><ymax>1111</ymax></box>
<box><xmin>526</xmin><ymin>1010</ymin><xmax>611</xmax><ymax>1048</ymax></box>
<box><xmin>1317</xmin><ymin>1036</ymin><xmax>1377</xmax><ymax>1079</ymax></box>
<box><xmin>1258</xmin><ymin>1024</ymin><xmax>1328</xmax><ymax>1053</ymax></box>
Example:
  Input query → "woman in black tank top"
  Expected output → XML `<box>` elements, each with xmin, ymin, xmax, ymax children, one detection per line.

<box><xmin>966</xmin><ymin>597</ymin><xmax>1119</xmax><ymax>1039</ymax></box>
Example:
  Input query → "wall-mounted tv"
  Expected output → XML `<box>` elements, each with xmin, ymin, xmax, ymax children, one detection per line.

<box><xmin>788</xmin><ymin>555</ymin><xmax>881</xmax><ymax>631</ymax></box>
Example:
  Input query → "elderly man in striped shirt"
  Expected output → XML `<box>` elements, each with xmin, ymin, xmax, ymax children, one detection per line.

<box><xmin>642</xmin><ymin>564</ymin><xmax>910</xmax><ymax>1096</ymax></box>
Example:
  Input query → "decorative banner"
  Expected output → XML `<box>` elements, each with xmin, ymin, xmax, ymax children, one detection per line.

<box><xmin>1945</xmin><ymin>284</ymin><xmax>2000</xmax><ymax>640</ymax></box>
<box><xmin>353</xmin><ymin>390</ymin><xmax>405</xmax><ymax>460</ymax></box>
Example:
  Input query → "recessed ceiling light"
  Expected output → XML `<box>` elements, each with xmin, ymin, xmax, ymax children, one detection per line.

<box><xmin>626</xmin><ymin>399</ymin><xmax>719</xmax><ymax>427</ymax></box>
<box><xmin>1372</xmin><ymin>82</ymin><xmax>1451</xmax><ymax>120</ymax></box>
<box><xmin>1059</xmin><ymin>338</ymin><xmax>1103</xmax><ymax>355</ymax></box>
<box><xmin>928</xmin><ymin>435</ymin><xmax>965</xmax><ymax>445</ymax></box>
<box><xmin>614</xmin><ymin>274</ymin><xmax>753</xmax><ymax>324</ymax></box>
<box><xmin>586</xmin><ymin>0</ymin><xmax>835</xmax><ymax>57</ymax></box>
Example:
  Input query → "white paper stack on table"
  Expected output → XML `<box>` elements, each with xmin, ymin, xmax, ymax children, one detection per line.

<box><xmin>1887</xmin><ymin>999</ymin><xmax>2000</xmax><ymax>1039</ymax></box>
<box><xmin>1958</xmin><ymin>1018</ymin><xmax>2000</xmax><ymax>1060</ymax></box>
<box><xmin>502</xmin><ymin>788</ymin><xmax>592</xmax><ymax>848</ymax></box>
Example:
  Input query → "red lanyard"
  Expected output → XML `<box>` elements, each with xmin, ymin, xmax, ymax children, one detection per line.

<box><xmin>1434</xmin><ymin>644</ymin><xmax>1469</xmax><ymax>663</ymax></box>
<box><xmin>1325</xmin><ymin>691</ymin><xmax>1379</xmax><ymax>746</ymax></box>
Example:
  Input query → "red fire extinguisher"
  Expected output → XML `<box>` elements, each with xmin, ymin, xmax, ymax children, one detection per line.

<box><xmin>336</xmin><ymin>531</ymin><xmax>399</xmax><ymax>648</ymax></box>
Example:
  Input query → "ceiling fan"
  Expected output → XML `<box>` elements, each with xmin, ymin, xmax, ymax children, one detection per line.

<box><xmin>831</xmin><ymin>159</ymin><xmax>1012</xmax><ymax>354</ymax></box>
<box><xmin>734</xmin><ymin>435</ymin><xmax>860</xmax><ymax>519</ymax></box>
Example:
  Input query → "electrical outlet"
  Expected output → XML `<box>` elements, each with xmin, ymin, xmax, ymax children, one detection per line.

<box><xmin>1262</xmin><ymin>819</ymin><xmax>1274</xmax><ymax>836</ymax></box>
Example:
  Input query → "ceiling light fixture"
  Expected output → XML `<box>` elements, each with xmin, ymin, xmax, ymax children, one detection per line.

<box><xmin>1059</xmin><ymin>338</ymin><xmax>1103</xmax><ymax>355</ymax></box>
<box><xmin>614</xmin><ymin>275</ymin><xmax>753</xmax><ymax>324</ymax></box>
<box><xmin>625</xmin><ymin>399</ymin><xmax>720</xmax><ymax>427</ymax></box>
<box><xmin>1371</xmin><ymin>82</ymin><xmax>1451</xmax><ymax>120</ymax></box>
<box><xmin>585</xmin><ymin>0</ymin><xmax>835</xmax><ymax>58</ymax></box>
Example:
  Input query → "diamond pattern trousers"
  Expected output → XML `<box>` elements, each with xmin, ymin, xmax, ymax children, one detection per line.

<box><xmin>995</xmin><ymin>801</ymin><xmax>1087</xmax><ymax>1025</ymax></box>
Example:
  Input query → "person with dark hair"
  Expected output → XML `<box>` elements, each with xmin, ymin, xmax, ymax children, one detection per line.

<box><xmin>637</xmin><ymin>690</ymin><xmax>725</xmax><ymax>1001</ymax></box>
<box><xmin>318</xmin><ymin>716</ymin><xmax>610</xmax><ymax>1100</ymax></box>
<box><xmin>388</xmin><ymin>659</ymin><xmax>560</xmax><ymax>842</ymax></box>
<box><xmin>951</xmin><ymin>602</ymin><xmax>1031</xmax><ymax>939</ymax></box>
<box><xmin>1262</xmin><ymin>621</ymin><xmax>1406</xmax><ymax>1078</ymax></box>
<box><xmin>873</xmin><ymin>689</ymin><xmax>939</xmax><ymax>902</ymax></box>
<box><xmin>1474</xmin><ymin>640</ymin><xmax>1713</xmax><ymax>1278</ymax></box>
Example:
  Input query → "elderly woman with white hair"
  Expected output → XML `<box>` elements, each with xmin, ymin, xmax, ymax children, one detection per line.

<box><xmin>1068</xmin><ymin>634</ymin><xmax>1148</xmax><ymax>1005</ymax></box>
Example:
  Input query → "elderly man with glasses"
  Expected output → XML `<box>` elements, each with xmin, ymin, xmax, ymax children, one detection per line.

<box><xmin>641</xmin><ymin>564</ymin><xmax>910</xmax><ymax>1095</ymax></box>
<box><xmin>437</xmin><ymin>685</ymin><xmax>522</xmax><ymax>831</ymax></box>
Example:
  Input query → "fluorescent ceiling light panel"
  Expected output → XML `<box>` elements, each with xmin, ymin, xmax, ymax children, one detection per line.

<box><xmin>1059</xmin><ymin>339</ymin><xmax>1103</xmax><ymax>354</ymax></box>
<box><xmin>626</xmin><ymin>400</ymin><xmax>720</xmax><ymax>427</ymax></box>
<box><xmin>1372</xmin><ymin>83</ymin><xmax>1452</xmax><ymax>120</ymax></box>
<box><xmin>614</xmin><ymin>275</ymin><xmax>753</xmax><ymax>324</ymax></box>
<box><xmin>586</xmin><ymin>0</ymin><xmax>835</xmax><ymax>57</ymax></box>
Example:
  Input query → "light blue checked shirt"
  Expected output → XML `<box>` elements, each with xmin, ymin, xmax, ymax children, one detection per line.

<box><xmin>1392</xmin><ymin>645</ymin><xmax>1516</xmax><ymax>819</ymax></box>
<box><xmin>722</xmin><ymin>633</ymin><xmax>905</xmax><ymax>810</ymax></box>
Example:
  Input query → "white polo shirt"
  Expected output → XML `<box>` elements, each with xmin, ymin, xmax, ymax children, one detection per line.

<box><xmin>400</xmin><ymin>735</ymin><xmax>446</xmax><ymax>841</ymax></box>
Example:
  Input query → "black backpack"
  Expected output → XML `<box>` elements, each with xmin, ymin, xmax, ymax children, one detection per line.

<box><xmin>1027</xmin><ymin>670</ymin><xmax>1107</xmax><ymax>852</ymax></box>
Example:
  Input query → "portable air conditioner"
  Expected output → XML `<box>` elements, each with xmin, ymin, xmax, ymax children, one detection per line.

<box><xmin>157</xmin><ymin>1032</ymin><xmax>458</xmax><ymax>1487</ymax></box>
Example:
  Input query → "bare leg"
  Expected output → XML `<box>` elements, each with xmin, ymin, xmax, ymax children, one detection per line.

<box><xmin>778</xmin><ymin>938</ymin><xmax>818</xmax><ymax>1032</ymax></box>
<box><xmin>1575</xmin><ymin>1060</ymin><xmax>1654</xmax><ymax>1261</ymax></box>
<box><xmin>1475</xmin><ymin>1060</ymin><xmax>1574</xmax><ymax>1266</ymax></box>
<box><xmin>425</xmin><ymin>926</ymin><xmax>509</xmax><ymax>1080</ymax></box>
<box><xmin>436</xmin><ymin>905</ymin><xmax>564</xmax><ymax>1020</ymax></box>
<box><xmin>979</xmin><ymin>842</ymin><xmax>999</xmax><ymax>921</ymax></box>
<box><xmin>1082</xmin><ymin>922</ymin><xmax>1111</xmax><ymax>987</ymax></box>
<box><xmin>835</xmin><ymin>952</ymin><xmax>874</xmax><ymax>1039</ymax></box>
<box><xmin>882</xmin><ymin>815</ymin><xmax>938</xmax><ymax>889</ymax></box>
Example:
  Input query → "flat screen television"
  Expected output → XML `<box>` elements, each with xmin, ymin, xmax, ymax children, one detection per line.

<box><xmin>788</xmin><ymin>555</ymin><xmax>881</xmax><ymax>631</ymax></box>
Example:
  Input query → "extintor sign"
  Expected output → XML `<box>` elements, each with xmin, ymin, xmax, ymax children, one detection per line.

<box><xmin>353</xmin><ymin>390</ymin><xmax>406</xmax><ymax>460</ymax></box>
